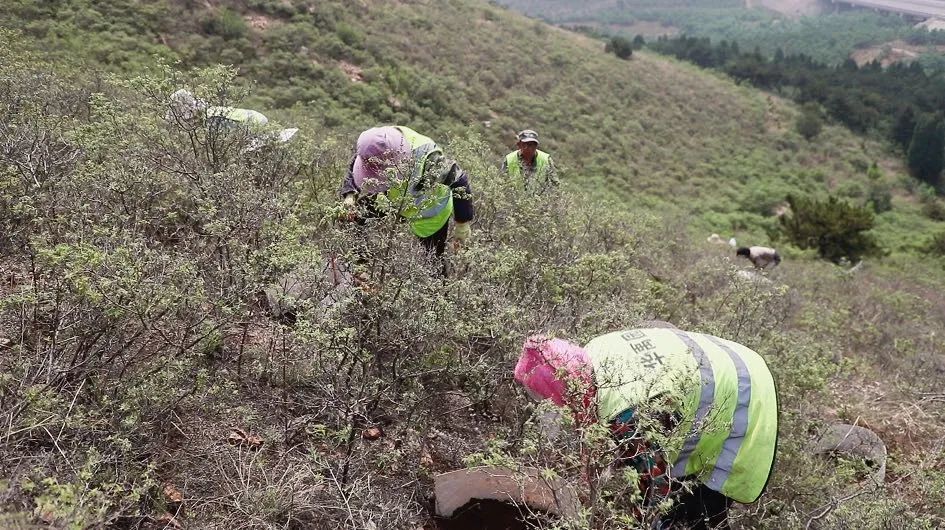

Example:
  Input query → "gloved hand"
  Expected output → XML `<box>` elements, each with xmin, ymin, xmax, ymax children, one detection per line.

<box><xmin>340</xmin><ymin>194</ymin><xmax>358</xmax><ymax>222</ymax></box>
<box><xmin>453</xmin><ymin>221</ymin><xmax>471</xmax><ymax>242</ymax></box>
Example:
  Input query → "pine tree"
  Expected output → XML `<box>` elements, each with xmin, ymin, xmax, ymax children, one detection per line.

<box><xmin>907</xmin><ymin>114</ymin><xmax>945</xmax><ymax>188</ymax></box>
<box><xmin>796</xmin><ymin>103</ymin><xmax>824</xmax><ymax>140</ymax></box>
<box><xmin>891</xmin><ymin>106</ymin><xmax>916</xmax><ymax>152</ymax></box>
<box><xmin>779</xmin><ymin>195</ymin><xmax>882</xmax><ymax>262</ymax></box>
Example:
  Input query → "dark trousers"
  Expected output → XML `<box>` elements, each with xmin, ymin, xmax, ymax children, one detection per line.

<box><xmin>661</xmin><ymin>482</ymin><xmax>732</xmax><ymax>530</ymax></box>
<box><xmin>419</xmin><ymin>221</ymin><xmax>449</xmax><ymax>257</ymax></box>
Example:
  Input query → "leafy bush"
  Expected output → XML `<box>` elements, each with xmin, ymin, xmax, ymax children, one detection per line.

<box><xmin>606</xmin><ymin>36</ymin><xmax>634</xmax><ymax>59</ymax></box>
<box><xmin>203</xmin><ymin>7</ymin><xmax>248</xmax><ymax>40</ymax></box>
<box><xmin>778</xmin><ymin>194</ymin><xmax>882</xmax><ymax>262</ymax></box>
<box><xmin>796</xmin><ymin>103</ymin><xmax>823</xmax><ymax>141</ymax></box>
<box><xmin>924</xmin><ymin>230</ymin><xmax>945</xmax><ymax>256</ymax></box>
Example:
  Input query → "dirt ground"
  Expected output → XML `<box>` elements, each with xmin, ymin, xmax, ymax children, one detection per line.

<box><xmin>427</xmin><ymin>499</ymin><xmax>547</xmax><ymax>530</ymax></box>
<box><xmin>850</xmin><ymin>40</ymin><xmax>945</xmax><ymax>67</ymax></box>
<box><xmin>748</xmin><ymin>0</ymin><xmax>823</xmax><ymax>17</ymax></box>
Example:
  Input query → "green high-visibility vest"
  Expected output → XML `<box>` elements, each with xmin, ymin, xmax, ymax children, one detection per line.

<box><xmin>586</xmin><ymin>328</ymin><xmax>778</xmax><ymax>504</ymax></box>
<box><xmin>505</xmin><ymin>150</ymin><xmax>551</xmax><ymax>180</ymax></box>
<box><xmin>206</xmin><ymin>106</ymin><xmax>269</xmax><ymax>126</ymax></box>
<box><xmin>384</xmin><ymin>126</ymin><xmax>454</xmax><ymax>238</ymax></box>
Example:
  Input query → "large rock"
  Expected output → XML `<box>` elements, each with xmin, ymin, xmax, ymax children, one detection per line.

<box><xmin>262</xmin><ymin>257</ymin><xmax>353</xmax><ymax>320</ymax></box>
<box><xmin>814</xmin><ymin>423</ymin><xmax>887</xmax><ymax>485</ymax></box>
<box><xmin>434</xmin><ymin>466</ymin><xmax>580</xmax><ymax>520</ymax></box>
<box><xmin>734</xmin><ymin>269</ymin><xmax>773</xmax><ymax>285</ymax></box>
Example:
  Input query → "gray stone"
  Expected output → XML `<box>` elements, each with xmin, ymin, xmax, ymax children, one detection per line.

<box><xmin>263</xmin><ymin>258</ymin><xmax>353</xmax><ymax>319</ymax></box>
<box><xmin>814</xmin><ymin>423</ymin><xmax>887</xmax><ymax>485</ymax></box>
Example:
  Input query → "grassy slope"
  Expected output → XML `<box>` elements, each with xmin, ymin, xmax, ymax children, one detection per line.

<box><xmin>2</xmin><ymin>0</ymin><xmax>945</xmax><ymax>527</ymax></box>
<box><xmin>7</xmin><ymin>0</ymin><xmax>942</xmax><ymax>251</ymax></box>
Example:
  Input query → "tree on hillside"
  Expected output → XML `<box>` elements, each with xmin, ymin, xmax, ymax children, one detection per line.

<box><xmin>796</xmin><ymin>102</ymin><xmax>824</xmax><ymax>141</ymax></box>
<box><xmin>606</xmin><ymin>36</ymin><xmax>634</xmax><ymax>60</ymax></box>
<box><xmin>891</xmin><ymin>106</ymin><xmax>917</xmax><ymax>152</ymax></box>
<box><xmin>924</xmin><ymin>230</ymin><xmax>945</xmax><ymax>256</ymax></box>
<box><xmin>906</xmin><ymin>114</ymin><xmax>945</xmax><ymax>189</ymax></box>
<box><xmin>778</xmin><ymin>194</ymin><xmax>882</xmax><ymax>263</ymax></box>
<box><xmin>866</xmin><ymin>162</ymin><xmax>892</xmax><ymax>214</ymax></box>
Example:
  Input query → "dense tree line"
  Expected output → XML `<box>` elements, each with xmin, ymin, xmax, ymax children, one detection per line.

<box><xmin>650</xmin><ymin>35</ymin><xmax>945</xmax><ymax>188</ymax></box>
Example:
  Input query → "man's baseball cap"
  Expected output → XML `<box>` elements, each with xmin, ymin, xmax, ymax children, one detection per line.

<box><xmin>352</xmin><ymin>126</ymin><xmax>412</xmax><ymax>192</ymax></box>
<box><xmin>517</xmin><ymin>129</ymin><xmax>540</xmax><ymax>144</ymax></box>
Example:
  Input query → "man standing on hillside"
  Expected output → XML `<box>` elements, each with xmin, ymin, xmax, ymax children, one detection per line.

<box><xmin>502</xmin><ymin>129</ymin><xmax>558</xmax><ymax>192</ymax></box>
<box><xmin>339</xmin><ymin>126</ymin><xmax>474</xmax><ymax>257</ymax></box>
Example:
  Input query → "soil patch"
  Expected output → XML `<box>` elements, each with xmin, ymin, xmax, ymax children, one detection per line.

<box><xmin>850</xmin><ymin>40</ymin><xmax>945</xmax><ymax>67</ymax></box>
<box><xmin>751</xmin><ymin>0</ymin><xmax>823</xmax><ymax>17</ymax></box>
<box><xmin>429</xmin><ymin>499</ymin><xmax>548</xmax><ymax>530</ymax></box>
<box><xmin>562</xmin><ymin>20</ymin><xmax>680</xmax><ymax>38</ymax></box>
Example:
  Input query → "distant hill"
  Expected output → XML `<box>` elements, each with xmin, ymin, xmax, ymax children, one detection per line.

<box><xmin>493</xmin><ymin>0</ymin><xmax>942</xmax><ymax>66</ymax></box>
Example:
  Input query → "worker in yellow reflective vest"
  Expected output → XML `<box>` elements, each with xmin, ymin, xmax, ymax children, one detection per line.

<box><xmin>166</xmin><ymin>89</ymin><xmax>298</xmax><ymax>147</ymax></box>
<box><xmin>339</xmin><ymin>126</ymin><xmax>474</xmax><ymax>256</ymax></box>
<box><xmin>501</xmin><ymin>129</ymin><xmax>558</xmax><ymax>192</ymax></box>
<box><xmin>514</xmin><ymin>328</ymin><xmax>778</xmax><ymax>529</ymax></box>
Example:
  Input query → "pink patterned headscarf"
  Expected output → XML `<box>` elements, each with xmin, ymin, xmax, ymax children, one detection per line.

<box><xmin>514</xmin><ymin>336</ymin><xmax>596</xmax><ymax>422</ymax></box>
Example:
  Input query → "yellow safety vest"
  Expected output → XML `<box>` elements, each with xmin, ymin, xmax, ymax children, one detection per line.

<box><xmin>384</xmin><ymin>126</ymin><xmax>454</xmax><ymax>238</ymax></box>
<box><xmin>587</xmin><ymin>328</ymin><xmax>778</xmax><ymax>503</ymax></box>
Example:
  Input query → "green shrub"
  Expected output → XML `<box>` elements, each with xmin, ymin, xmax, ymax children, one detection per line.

<box><xmin>924</xmin><ymin>230</ymin><xmax>945</xmax><ymax>256</ymax></box>
<box><xmin>796</xmin><ymin>103</ymin><xmax>824</xmax><ymax>141</ymax></box>
<box><xmin>922</xmin><ymin>198</ymin><xmax>945</xmax><ymax>221</ymax></box>
<box><xmin>203</xmin><ymin>8</ymin><xmax>248</xmax><ymax>40</ymax></box>
<box><xmin>778</xmin><ymin>194</ymin><xmax>882</xmax><ymax>262</ymax></box>
<box><xmin>866</xmin><ymin>182</ymin><xmax>893</xmax><ymax>214</ymax></box>
<box><xmin>606</xmin><ymin>36</ymin><xmax>634</xmax><ymax>59</ymax></box>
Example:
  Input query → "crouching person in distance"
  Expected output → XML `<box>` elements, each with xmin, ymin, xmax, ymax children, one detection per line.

<box><xmin>339</xmin><ymin>126</ymin><xmax>474</xmax><ymax>256</ymax></box>
<box><xmin>166</xmin><ymin>89</ymin><xmax>298</xmax><ymax>148</ymax></box>
<box><xmin>736</xmin><ymin>246</ymin><xmax>781</xmax><ymax>270</ymax></box>
<box><xmin>514</xmin><ymin>328</ymin><xmax>779</xmax><ymax>529</ymax></box>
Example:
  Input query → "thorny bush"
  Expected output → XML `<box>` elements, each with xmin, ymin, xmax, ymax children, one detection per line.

<box><xmin>1</xmin><ymin>58</ymin><xmax>944</xmax><ymax>529</ymax></box>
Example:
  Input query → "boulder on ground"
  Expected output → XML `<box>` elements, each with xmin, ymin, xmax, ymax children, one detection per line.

<box><xmin>434</xmin><ymin>466</ymin><xmax>580</xmax><ymax>520</ymax></box>
<box><xmin>262</xmin><ymin>257</ymin><xmax>353</xmax><ymax>320</ymax></box>
<box><xmin>814</xmin><ymin>423</ymin><xmax>887</xmax><ymax>484</ymax></box>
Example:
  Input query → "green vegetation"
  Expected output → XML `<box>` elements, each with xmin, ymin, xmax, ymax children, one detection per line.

<box><xmin>778</xmin><ymin>195</ymin><xmax>882</xmax><ymax>262</ymax></box>
<box><xmin>605</xmin><ymin>35</ymin><xmax>635</xmax><ymax>59</ymax></box>
<box><xmin>497</xmin><ymin>0</ymin><xmax>945</xmax><ymax>66</ymax></box>
<box><xmin>1</xmin><ymin>0</ymin><xmax>945</xmax><ymax>527</ymax></box>
<box><xmin>650</xmin><ymin>34</ymin><xmax>945</xmax><ymax>191</ymax></box>
<box><xmin>8</xmin><ymin>0</ymin><xmax>943</xmax><ymax>250</ymax></box>
<box><xmin>795</xmin><ymin>102</ymin><xmax>823</xmax><ymax>141</ymax></box>
<box><xmin>908</xmin><ymin>114</ymin><xmax>945</xmax><ymax>188</ymax></box>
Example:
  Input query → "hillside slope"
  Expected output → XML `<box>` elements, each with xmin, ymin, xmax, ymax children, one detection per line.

<box><xmin>494</xmin><ymin>0</ymin><xmax>938</xmax><ymax>66</ymax></box>
<box><xmin>7</xmin><ymin>0</ymin><xmax>943</xmax><ymax>250</ymax></box>
<box><xmin>1</xmin><ymin>1</ymin><xmax>945</xmax><ymax>529</ymax></box>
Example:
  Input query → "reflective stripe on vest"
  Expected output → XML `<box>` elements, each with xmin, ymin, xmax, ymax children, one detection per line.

<box><xmin>505</xmin><ymin>150</ymin><xmax>550</xmax><ymax>179</ymax></box>
<box><xmin>206</xmin><ymin>106</ymin><xmax>269</xmax><ymax>126</ymax></box>
<box><xmin>389</xmin><ymin>126</ymin><xmax>453</xmax><ymax>238</ymax></box>
<box><xmin>670</xmin><ymin>330</ymin><xmax>716</xmax><ymax>478</ymax></box>
<box><xmin>586</xmin><ymin>329</ymin><xmax>778</xmax><ymax>504</ymax></box>
<box><xmin>702</xmin><ymin>335</ymin><xmax>753</xmax><ymax>493</ymax></box>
